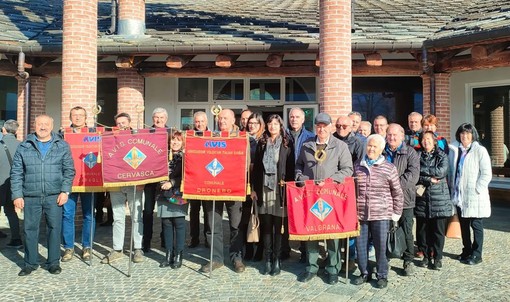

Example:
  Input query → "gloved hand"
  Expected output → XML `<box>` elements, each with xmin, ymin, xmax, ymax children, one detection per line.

<box><xmin>296</xmin><ymin>175</ymin><xmax>309</xmax><ymax>187</ymax></box>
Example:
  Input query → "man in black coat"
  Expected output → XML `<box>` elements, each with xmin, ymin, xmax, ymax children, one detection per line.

<box><xmin>383</xmin><ymin>123</ymin><xmax>420</xmax><ymax>276</ymax></box>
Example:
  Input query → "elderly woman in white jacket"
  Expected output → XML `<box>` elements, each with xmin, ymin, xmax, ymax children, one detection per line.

<box><xmin>448</xmin><ymin>123</ymin><xmax>491</xmax><ymax>265</ymax></box>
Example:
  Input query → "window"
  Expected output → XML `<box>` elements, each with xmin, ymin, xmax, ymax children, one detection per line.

<box><xmin>213</xmin><ymin>79</ymin><xmax>243</xmax><ymax>100</ymax></box>
<box><xmin>97</xmin><ymin>78</ymin><xmax>117</xmax><ymax>127</ymax></box>
<box><xmin>473</xmin><ymin>85</ymin><xmax>510</xmax><ymax>166</ymax></box>
<box><xmin>250</xmin><ymin>79</ymin><xmax>281</xmax><ymax>101</ymax></box>
<box><xmin>179</xmin><ymin>78</ymin><xmax>208</xmax><ymax>102</ymax></box>
<box><xmin>180</xmin><ymin>108</ymin><xmax>206</xmax><ymax>130</ymax></box>
<box><xmin>0</xmin><ymin>76</ymin><xmax>17</xmax><ymax>126</ymax></box>
<box><xmin>285</xmin><ymin>77</ymin><xmax>316</xmax><ymax>102</ymax></box>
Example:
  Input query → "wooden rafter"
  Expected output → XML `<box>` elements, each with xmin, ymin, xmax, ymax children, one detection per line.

<box><xmin>215</xmin><ymin>54</ymin><xmax>239</xmax><ymax>68</ymax></box>
<box><xmin>266</xmin><ymin>54</ymin><xmax>283</xmax><ymax>68</ymax></box>
<box><xmin>166</xmin><ymin>55</ymin><xmax>195</xmax><ymax>69</ymax></box>
<box><xmin>471</xmin><ymin>42</ymin><xmax>510</xmax><ymax>60</ymax></box>
<box><xmin>364</xmin><ymin>53</ymin><xmax>382</xmax><ymax>66</ymax></box>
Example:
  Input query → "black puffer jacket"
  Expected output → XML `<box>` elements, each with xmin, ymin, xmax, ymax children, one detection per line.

<box><xmin>415</xmin><ymin>149</ymin><xmax>453</xmax><ymax>218</ymax></box>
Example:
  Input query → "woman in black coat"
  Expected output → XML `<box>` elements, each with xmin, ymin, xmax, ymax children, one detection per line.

<box><xmin>415</xmin><ymin>131</ymin><xmax>453</xmax><ymax>270</ymax></box>
<box><xmin>251</xmin><ymin>114</ymin><xmax>295</xmax><ymax>276</ymax></box>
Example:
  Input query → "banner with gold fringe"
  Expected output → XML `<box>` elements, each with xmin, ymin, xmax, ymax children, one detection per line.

<box><xmin>182</xmin><ymin>130</ymin><xmax>249</xmax><ymax>201</ymax></box>
<box><xmin>101</xmin><ymin>129</ymin><xmax>169</xmax><ymax>187</ymax></box>
<box><xmin>64</xmin><ymin>128</ymin><xmax>107</xmax><ymax>192</ymax></box>
<box><xmin>286</xmin><ymin>177</ymin><xmax>359</xmax><ymax>240</ymax></box>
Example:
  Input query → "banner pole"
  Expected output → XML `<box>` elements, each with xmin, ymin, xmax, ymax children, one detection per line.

<box><xmin>209</xmin><ymin>200</ymin><xmax>215</xmax><ymax>277</ymax></box>
<box><xmin>127</xmin><ymin>186</ymin><xmax>135</xmax><ymax>277</ymax></box>
<box><xmin>344</xmin><ymin>236</ymin><xmax>349</xmax><ymax>282</ymax></box>
<box><xmin>89</xmin><ymin>104</ymin><xmax>101</xmax><ymax>267</ymax></box>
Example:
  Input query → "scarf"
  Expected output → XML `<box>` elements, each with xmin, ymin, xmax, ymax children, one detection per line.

<box><xmin>262</xmin><ymin>136</ymin><xmax>282</xmax><ymax>191</ymax></box>
<box><xmin>453</xmin><ymin>144</ymin><xmax>471</xmax><ymax>207</ymax></box>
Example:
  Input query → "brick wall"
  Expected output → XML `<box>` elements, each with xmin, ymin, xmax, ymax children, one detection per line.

<box><xmin>61</xmin><ymin>0</ymin><xmax>98</xmax><ymax>127</ymax></box>
<box><xmin>117</xmin><ymin>68</ymin><xmax>145</xmax><ymax>128</ymax></box>
<box><xmin>491</xmin><ymin>106</ymin><xmax>504</xmax><ymax>166</ymax></box>
<box><xmin>16</xmin><ymin>78</ymin><xmax>27</xmax><ymax>139</ymax></box>
<box><xmin>435</xmin><ymin>73</ymin><xmax>451</xmax><ymax>142</ymax></box>
<box><xmin>421</xmin><ymin>73</ymin><xmax>451</xmax><ymax>142</ymax></box>
<box><xmin>16</xmin><ymin>76</ymin><xmax>48</xmax><ymax>139</ymax></box>
<box><xmin>319</xmin><ymin>0</ymin><xmax>352</xmax><ymax>118</ymax></box>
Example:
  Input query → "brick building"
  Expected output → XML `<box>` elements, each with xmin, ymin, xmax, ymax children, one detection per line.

<box><xmin>0</xmin><ymin>0</ymin><xmax>509</xmax><ymax>165</ymax></box>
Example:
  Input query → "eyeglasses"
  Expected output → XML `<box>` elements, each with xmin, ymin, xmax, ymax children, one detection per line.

<box><xmin>336</xmin><ymin>124</ymin><xmax>350</xmax><ymax>129</ymax></box>
<box><xmin>248</xmin><ymin>122</ymin><xmax>260</xmax><ymax>126</ymax></box>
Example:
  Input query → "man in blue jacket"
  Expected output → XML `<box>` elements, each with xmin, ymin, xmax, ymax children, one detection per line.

<box><xmin>11</xmin><ymin>115</ymin><xmax>75</xmax><ymax>276</ymax></box>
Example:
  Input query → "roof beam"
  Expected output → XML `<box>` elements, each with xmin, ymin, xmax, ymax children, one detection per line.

<box><xmin>364</xmin><ymin>53</ymin><xmax>382</xmax><ymax>66</ymax></box>
<box><xmin>166</xmin><ymin>55</ymin><xmax>195</xmax><ymax>69</ymax></box>
<box><xmin>471</xmin><ymin>42</ymin><xmax>510</xmax><ymax>60</ymax></box>
<box><xmin>215</xmin><ymin>55</ymin><xmax>239</xmax><ymax>68</ymax></box>
<box><xmin>266</xmin><ymin>54</ymin><xmax>283</xmax><ymax>68</ymax></box>
<box><xmin>115</xmin><ymin>56</ymin><xmax>148</xmax><ymax>68</ymax></box>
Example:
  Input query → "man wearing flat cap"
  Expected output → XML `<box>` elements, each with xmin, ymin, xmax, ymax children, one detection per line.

<box><xmin>294</xmin><ymin>112</ymin><xmax>353</xmax><ymax>285</ymax></box>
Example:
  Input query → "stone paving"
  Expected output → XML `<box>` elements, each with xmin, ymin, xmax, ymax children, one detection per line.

<box><xmin>1</xmin><ymin>201</ymin><xmax>509</xmax><ymax>302</ymax></box>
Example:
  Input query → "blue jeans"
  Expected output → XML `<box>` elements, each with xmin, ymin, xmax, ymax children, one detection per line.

<box><xmin>24</xmin><ymin>195</ymin><xmax>62</xmax><ymax>268</ymax></box>
<box><xmin>62</xmin><ymin>193</ymin><xmax>95</xmax><ymax>249</ymax></box>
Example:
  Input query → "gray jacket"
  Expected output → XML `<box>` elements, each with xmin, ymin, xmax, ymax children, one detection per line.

<box><xmin>0</xmin><ymin>133</ymin><xmax>20</xmax><ymax>198</ymax></box>
<box><xmin>295</xmin><ymin>135</ymin><xmax>353</xmax><ymax>183</ymax></box>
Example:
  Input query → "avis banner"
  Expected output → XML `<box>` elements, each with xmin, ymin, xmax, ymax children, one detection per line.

<box><xmin>64</xmin><ymin>128</ymin><xmax>105</xmax><ymax>192</ymax></box>
<box><xmin>101</xmin><ymin>129</ymin><xmax>169</xmax><ymax>187</ymax></box>
<box><xmin>286</xmin><ymin>177</ymin><xmax>359</xmax><ymax>240</ymax></box>
<box><xmin>182</xmin><ymin>131</ymin><xmax>249</xmax><ymax>201</ymax></box>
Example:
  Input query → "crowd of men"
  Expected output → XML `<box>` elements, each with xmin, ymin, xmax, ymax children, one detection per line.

<box><xmin>0</xmin><ymin>106</ymin><xmax>433</xmax><ymax>284</ymax></box>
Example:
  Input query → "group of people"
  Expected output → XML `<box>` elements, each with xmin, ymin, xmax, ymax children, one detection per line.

<box><xmin>0</xmin><ymin>106</ymin><xmax>491</xmax><ymax>289</ymax></box>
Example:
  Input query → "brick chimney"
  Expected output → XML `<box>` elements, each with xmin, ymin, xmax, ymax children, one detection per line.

<box><xmin>319</xmin><ymin>0</ymin><xmax>352</xmax><ymax>117</ymax></box>
<box><xmin>118</xmin><ymin>0</ymin><xmax>146</xmax><ymax>37</ymax></box>
<box><xmin>62</xmin><ymin>0</ymin><xmax>98</xmax><ymax>127</ymax></box>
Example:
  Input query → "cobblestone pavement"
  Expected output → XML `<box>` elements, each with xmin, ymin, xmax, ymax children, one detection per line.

<box><xmin>1</xmin><ymin>201</ymin><xmax>509</xmax><ymax>302</ymax></box>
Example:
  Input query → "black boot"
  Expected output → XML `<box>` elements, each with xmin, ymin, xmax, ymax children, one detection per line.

<box><xmin>271</xmin><ymin>258</ymin><xmax>281</xmax><ymax>276</ymax></box>
<box><xmin>159</xmin><ymin>251</ymin><xmax>174</xmax><ymax>268</ymax></box>
<box><xmin>264</xmin><ymin>260</ymin><xmax>272</xmax><ymax>275</ymax></box>
<box><xmin>171</xmin><ymin>251</ymin><xmax>183</xmax><ymax>269</ymax></box>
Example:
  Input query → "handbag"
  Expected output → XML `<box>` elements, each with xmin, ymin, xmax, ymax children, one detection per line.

<box><xmin>247</xmin><ymin>201</ymin><xmax>260</xmax><ymax>243</ymax></box>
<box><xmin>446</xmin><ymin>214</ymin><xmax>461</xmax><ymax>239</ymax></box>
<box><xmin>386</xmin><ymin>223</ymin><xmax>406</xmax><ymax>258</ymax></box>
<box><xmin>160</xmin><ymin>187</ymin><xmax>188</xmax><ymax>205</ymax></box>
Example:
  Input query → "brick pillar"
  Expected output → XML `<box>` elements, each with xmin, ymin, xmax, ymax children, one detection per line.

<box><xmin>118</xmin><ymin>0</ymin><xmax>145</xmax><ymax>37</ymax></box>
<box><xmin>62</xmin><ymin>0</ymin><xmax>98</xmax><ymax>128</ymax></box>
<box><xmin>491</xmin><ymin>106</ymin><xmax>504</xmax><ymax>166</ymax></box>
<box><xmin>435</xmin><ymin>73</ymin><xmax>451</xmax><ymax>142</ymax></box>
<box><xmin>319</xmin><ymin>0</ymin><xmax>352</xmax><ymax>117</ymax></box>
<box><xmin>421</xmin><ymin>74</ymin><xmax>431</xmax><ymax>116</ymax></box>
<box><xmin>30</xmin><ymin>76</ymin><xmax>49</xmax><ymax>121</ymax></box>
<box><xmin>117</xmin><ymin>68</ymin><xmax>145</xmax><ymax>128</ymax></box>
<box><xmin>16</xmin><ymin>78</ymin><xmax>28</xmax><ymax>140</ymax></box>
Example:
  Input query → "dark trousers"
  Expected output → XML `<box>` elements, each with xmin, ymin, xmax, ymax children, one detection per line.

<box><xmin>23</xmin><ymin>195</ymin><xmax>62</xmax><ymax>268</ymax></box>
<box><xmin>416</xmin><ymin>217</ymin><xmax>448</xmax><ymax>260</ymax></box>
<box><xmin>189</xmin><ymin>200</ymin><xmax>209</xmax><ymax>244</ymax></box>
<box><xmin>162</xmin><ymin>216</ymin><xmax>186</xmax><ymax>253</ymax></box>
<box><xmin>204</xmin><ymin>201</ymin><xmax>243</xmax><ymax>263</ymax></box>
<box><xmin>95</xmin><ymin>192</ymin><xmax>112</xmax><ymax>223</ymax></box>
<box><xmin>458</xmin><ymin>207</ymin><xmax>484</xmax><ymax>258</ymax></box>
<box><xmin>143</xmin><ymin>183</ymin><xmax>157</xmax><ymax>242</ymax></box>
<box><xmin>399</xmin><ymin>208</ymin><xmax>415</xmax><ymax>263</ymax></box>
<box><xmin>260</xmin><ymin>214</ymin><xmax>286</xmax><ymax>260</ymax></box>
<box><xmin>0</xmin><ymin>187</ymin><xmax>20</xmax><ymax>240</ymax></box>
<box><xmin>306</xmin><ymin>239</ymin><xmax>340</xmax><ymax>275</ymax></box>
<box><xmin>356</xmin><ymin>220</ymin><xmax>390</xmax><ymax>279</ymax></box>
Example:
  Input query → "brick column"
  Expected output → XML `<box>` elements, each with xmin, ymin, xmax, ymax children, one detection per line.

<box><xmin>62</xmin><ymin>0</ymin><xmax>98</xmax><ymax>128</ymax></box>
<box><xmin>117</xmin><ymin>68</ymin><xmax>145</xmax><ymax>128</ymax></box>
<box><xmin>118</xmin><ymin>0</ymin><xmax>145</xmax><ymax>37</ymax></box>
<box><xmin>16</xmin><ymin>76</ymin><xmax>49</xmax><ymax>139</ymax></box>
<box><xmin>491</xmin><ymin>106</ymin><xmax>504</xmax><ymax>166</ymax></box>
<box><xmin>16</xmin><ymin>78</ymin><xmax>28</xmax><ymax>140</ymax></box>
<box><xmin>421</xmin><ymin>74</ymin><xmax>431</xmax><ymax>116</ymax></box>
<box><xmin>435</xmin><ymin>73</ymin><xmax>451</xmax><ymax>142</ymax></box>
<box><xmin>319</xmin><ymin>0</ymin><xmax>352</xmax><ymax>116</ymax></box>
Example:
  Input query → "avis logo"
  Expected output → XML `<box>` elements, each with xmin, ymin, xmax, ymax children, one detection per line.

<box><xmin>204</xmin><ymin>141</ymin><xmax>226</xmax><ymax>148</ymax></box>
<box><xmin>83</xmin><ymin>136</ymin><xmax>101</xmax><ymax>143</ymax></box>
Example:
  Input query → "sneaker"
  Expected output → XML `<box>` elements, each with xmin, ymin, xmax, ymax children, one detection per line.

<box><xmin>82</xmin><ymin>248</ymin><xmax>92</xmax><ymax>261</ymax></box>
<box><xmin>376</xmin><ymin>278</ymin><xmax>388</xmax><ymax>289</ymax></box>
<box><xmin>352</xmin><ymin>274</ymin><xmax>369</xmax><ymax>285</ymax></box>
<box><xmin>233</xmin><ymin>259</ymin><xmax>246</xmax><ymax>273</ymax></box>
<box><xmin>433</xmin><ymin>259</ymin><xmax>442</xmax><ymax>270</ymax></box>
<box><xmin>6</xmin><ymin>239</ymin><xmax>23</xmax><ymax>248</ymax></box>
<box><xmin>61</xmin><ymin>248</ymin><xmax>74</xmax><ymax>262</ymax></box>
<box><xmin>132</xmin><ymin>249</ymin><xmax>144</xmax><ymax>263</ymax></box>
<box><xmin>418</xmin><ymin>257</ymin><xmax>429</xmax><ymax>268</ymax></box>
<box><xmin>101</xmin><ymin>250</ymin><xmax>124</xmax><ymax>264</ymax></box>
<box><xmin>403</xmin><ymin>261</ymin><xmax>415</xmax><ymax>276</ymax></box>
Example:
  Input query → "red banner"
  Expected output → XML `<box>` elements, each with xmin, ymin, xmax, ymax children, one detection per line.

<box><xmin>101</xmin><ymin>129</ymin><xmax>169</xmax><ymax>187</ymax></box>
<box><xmin>64</xmin><ymin>128</ymin><xmax>105</xmax><ymax>192</ymax></box>
<box><xmin>286</xmin><ymin>177</ymin><xmax>359</xmax><ymax>240</ymax></box>
<box><xmin>182</xmin><ymin>131</ymin><xmax>249</xmax><ymax>201</ymax></box>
